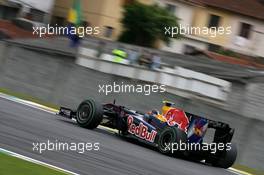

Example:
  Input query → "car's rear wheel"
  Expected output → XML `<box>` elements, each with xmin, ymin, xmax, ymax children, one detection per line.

<box><xmin>157</xmin><ymin>127</ymin><xmax>187</xmax><ymax>155</ymax></box>
<box><xmin>207</xmin><ymin>143</ymin><xmax>237</xmax><ymax>169</ymax></box>
<box><xmin>76</xmin><ymin>99</ymin><xmax>103</xmax><ymax>129</ymax></box>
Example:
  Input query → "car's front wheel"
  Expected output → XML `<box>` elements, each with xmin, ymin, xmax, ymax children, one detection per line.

<box><xmin>76</xmin><ymin>99</ymin><xmax>103</xmax><ymax>129</ymax></box>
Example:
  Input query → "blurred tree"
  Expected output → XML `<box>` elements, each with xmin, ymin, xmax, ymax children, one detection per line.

<box><xmin>119</xmin><ymin>2</ymin><xmax>180</xmax><ymax>48</ymax></box>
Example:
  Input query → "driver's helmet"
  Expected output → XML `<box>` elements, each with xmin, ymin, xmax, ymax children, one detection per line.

<box><xmin>162</xmin><ymin>101</ymin><xmax>175</xmax><ymax>115</ymax></box>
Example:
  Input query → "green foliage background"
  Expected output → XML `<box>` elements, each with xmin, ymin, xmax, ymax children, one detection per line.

<box><xmin>119</xmin><ymin>2</ymin><xmax>180</xmax><ymax>47</ymax></box>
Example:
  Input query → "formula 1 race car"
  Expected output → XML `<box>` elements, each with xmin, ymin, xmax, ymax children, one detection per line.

<box><xmin>58</xmin><ymin>99</ymin><xmax>237</xmax><ymax>169</ymax></box>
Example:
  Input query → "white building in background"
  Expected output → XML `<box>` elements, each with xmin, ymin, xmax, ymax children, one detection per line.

<box><xmin>156</xmin><ymin>0</ymin><xmax>208</xmax><ymax>54</ymax></box>
<box><xmin>156</xmin><ymin>0</ymin><xmax>264</xmax><ymax>58</ymax></box>
<box><xmin>228</xmin><ymin>15</ymin><xmax>264</xmax><ymax>57</ymax></box>
<box><xmin>0</xmin><ymin>0</ymin><xmax>54</xmax><ymax>23</ymax></box>
<box><xmin>9</xmin><ymin>0</ymin><xmax>54</xmax><ymax>13</ymax></box>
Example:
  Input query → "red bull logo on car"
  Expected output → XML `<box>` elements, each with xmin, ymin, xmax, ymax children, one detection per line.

<box><xmin>127</xmin><ymin>116</ymin><xmax>157</xmax><ymax>143</ymax></box>
<box><xmin>187</xmin><ymin>118</ymin><xmax>208</xmax><ymax>143</ymax></box>
<box><xmin>165</xmin><ymin>108</ymin><xmax>189</xmax><ymax>132</ymax></box>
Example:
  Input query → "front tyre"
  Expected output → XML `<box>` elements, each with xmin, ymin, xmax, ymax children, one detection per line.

<box><xmin>76</xmin><ymin>99</ymin><xmax>103</xmax><ymax>129</ymax></box>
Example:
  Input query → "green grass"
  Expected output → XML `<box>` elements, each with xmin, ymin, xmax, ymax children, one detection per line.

<box><xmin>0</xmin><ymin>88</ymin><xmax>59</xmax><ymax>110</ymax></box>
<box><xmin>0</xmin><ymin>152</ymin><xmax>68</xmax><ymax>175</ymax></box>
<box><xmin>233</xmin><ymin>164</ymin><xmax>264</xmax><ymax>175</ymax></box>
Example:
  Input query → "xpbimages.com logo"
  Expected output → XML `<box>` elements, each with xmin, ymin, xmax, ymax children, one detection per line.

<box><xmin>164</xmin><ymin>24</ymin><xmax>232</xmax><ymax>38</ymax></box>
<box><xmin>165</xmin><ymin>140</ymin><xmax>232</xmax><ymax>154</ymax></box>
<box><xmin>32</xmin><ymin>140</ymin><xmax>100</xmax><ymax>154</ymax></box>
<box><xmin>32</xmin><ymin>24</ymin><xmax>100</xmax><ymax>37</ymax></box>
<box><xmin>98</xmin><ymin>82</ymin><xmax>166</xmax><ymax>95</ymax></box>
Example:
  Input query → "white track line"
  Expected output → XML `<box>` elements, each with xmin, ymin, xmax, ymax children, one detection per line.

<box><xmin>228</xmin><ymin>168</ymin><xmax>254</xmax><ymax>175</ymax></box>
<box><xmin>0</xmin><ymin>148</ymin><xmax>79</xmax><ymax>175</ymax></box>
<box><xmin>0</xmin><ymin>93</ymin><xmax>58</xmax><ymax>114</ymax></box>
<box><xmin>0</xmin><ymin>93</ymin><xmax>252</xmax><ymax>175</ymax></box>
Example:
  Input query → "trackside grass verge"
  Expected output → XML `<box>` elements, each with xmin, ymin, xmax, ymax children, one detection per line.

<box><xmin>0</xmin><ymin>88</ymin><xmax>59</xmax><ymax>110</ymax></box>
<box><xmin>232</xmin><ymin>164</ymin><xmax>264</xmax><ymax>175</ymax></box>
<box><xmin>0</xmin><ymin>152</ymin><xmax>68</xmax><ymax>175</ymax></box>
<box><xmin>0</xmin><ymin>87</ymin><xmax>263</xmax><ymax>175</ymax></box>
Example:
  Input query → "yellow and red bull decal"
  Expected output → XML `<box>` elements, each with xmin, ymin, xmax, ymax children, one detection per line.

<box><xmin>165</xmin><ymin>108</ymin><xmax>189</xmax><ymax>132</ymax></box>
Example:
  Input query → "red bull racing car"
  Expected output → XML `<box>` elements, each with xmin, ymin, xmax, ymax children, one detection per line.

<box><xmin>58</xmin><ymin>99</ymin><xmax>237</xmax><ymax>169</ymax></box>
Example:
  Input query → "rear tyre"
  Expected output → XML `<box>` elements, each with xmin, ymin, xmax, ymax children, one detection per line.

<box><xmin>157</xmin><ymin>127</ymin><xmax>187</xmax><ymax>155</ymax></box>
<box><xmin>208</xmin><ymin>143</ymin><xmax>237</xmax><ymax>169</ymax></box>
<box><xmin>76</xmin><ymin>99</ymin><xmax>103</xmax><ymax>129</ymax></box>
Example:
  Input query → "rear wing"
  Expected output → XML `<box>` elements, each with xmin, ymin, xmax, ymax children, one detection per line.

<box><xmin>185</xmin><ymin>112</ymin><xmax>234</xmax><ymax>144</ymax></box>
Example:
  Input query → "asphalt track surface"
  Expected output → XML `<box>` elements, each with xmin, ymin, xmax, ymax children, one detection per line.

<box><xmin>0</xmin><ymin>97</ymin><xmax>236</xmax><ymax>175</ymax></box>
